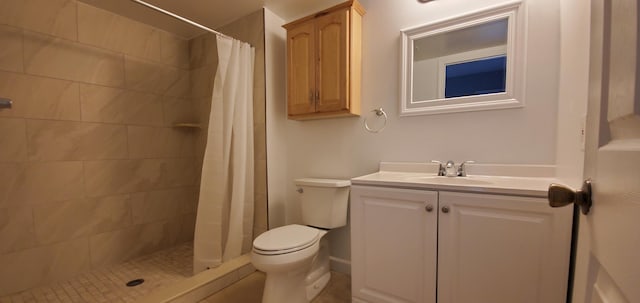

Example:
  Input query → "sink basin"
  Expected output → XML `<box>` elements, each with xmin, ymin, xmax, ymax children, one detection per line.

<box><xmin>407</xmin><ymin>176</ymin><xmax>493</xmax><ymax>185</ymax></box>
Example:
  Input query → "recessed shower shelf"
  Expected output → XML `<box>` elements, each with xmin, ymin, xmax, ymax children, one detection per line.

<box><xmin>172</xmin><ymin>123</ymin><xmax>202</xmax><ymax>129</ymax></box>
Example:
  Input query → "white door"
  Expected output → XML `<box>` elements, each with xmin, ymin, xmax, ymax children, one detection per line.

<box><xmin>351</xmin><ymin>186</ymin><xmax>438</xmax><ymax>303</ymax></box>
<box><xmin>571</xmin><ymin>0</ymin><xmax>640</xmax><ymax>302</ymax></box>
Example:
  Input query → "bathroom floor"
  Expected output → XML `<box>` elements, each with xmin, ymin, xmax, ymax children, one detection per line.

<box><xmin>199</xmin><ymin>271</ymin><xmax>351</xmax><ymax>303</ymax></box>
<box><xmin>0</xmin><ymin>242</ymin><xmax>193</xmax><ymax>303</ymax></box>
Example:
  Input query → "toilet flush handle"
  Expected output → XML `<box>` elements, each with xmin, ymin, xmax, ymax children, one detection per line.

<box><xmin>296</xmin><ymin>188</ymin><xmax>303</xmax><ymax>193</ymax></box>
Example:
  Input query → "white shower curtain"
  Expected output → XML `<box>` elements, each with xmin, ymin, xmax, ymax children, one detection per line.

<box><xmin>193</xmin><ymin>36</ymin><xmax>255</xmax><ymax>274</ymax></box>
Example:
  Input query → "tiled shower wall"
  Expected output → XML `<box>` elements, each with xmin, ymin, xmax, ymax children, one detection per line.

<box><xmin>190</xmin><ymin>9</ymin><xmax>268</xmax><ymax>254</ymax></box>
<box><xmin>0</xmin><ymin>0</ymin><xmax>266</xmax><ymax>296</ymax></box>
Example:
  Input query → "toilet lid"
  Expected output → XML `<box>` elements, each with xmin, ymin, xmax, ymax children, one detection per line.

<box><xmin>253</xmin><ymin>224</ymin><xmax>320</xmax><ymax>254</ymax></box>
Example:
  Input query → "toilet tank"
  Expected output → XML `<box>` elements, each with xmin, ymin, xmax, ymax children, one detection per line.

<box><xmin>295</xmin><ymin>178</ymin><xmax>351</xmax><ymax>229</ymax></box>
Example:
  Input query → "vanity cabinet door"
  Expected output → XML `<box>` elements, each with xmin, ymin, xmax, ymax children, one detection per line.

<box><xmin>437</xmin><ymin>192</ymin><xmax>573</xmax><ymax>303</ymax></box>
<box><xmin>351</xmin><ymin>186</ymin><xmax>438</xmax><ymax>303</ymax></box>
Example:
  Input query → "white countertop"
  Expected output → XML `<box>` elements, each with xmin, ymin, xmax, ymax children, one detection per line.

<box><xmin>351</xmin><ymin>162</ymin><xmax>558</xmax><ymax>197</ymax></box>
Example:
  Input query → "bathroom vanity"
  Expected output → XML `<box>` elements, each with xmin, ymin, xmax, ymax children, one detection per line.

<box><xmin>350</xmin><ymin>163</ymin><xmax>573</xmax><ymax>303</ymax></box>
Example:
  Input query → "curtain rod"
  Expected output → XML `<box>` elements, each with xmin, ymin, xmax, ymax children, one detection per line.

<box><xmin>130</xmin><ymin>0</ymin><xmax>235</xmax><ymax>41</ymax></box>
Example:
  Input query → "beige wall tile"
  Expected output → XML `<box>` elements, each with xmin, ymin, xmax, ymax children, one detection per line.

<box><xmin>77</xmin><ymin>3</ymin><xmax>163</xmax><ymax>63</ymax></box>
<box><xmin>189</xmin><ymin>33</ymin><xmax>217</xmax><ymax>69</ymax></box>
<box><xmin>0</xmin><ymin>206</ymin><xmax>36</xmax><ymax>254</ymax></box>
<box><xmin>0</xmin><ymin>118</ymin><xmax>27</xmax><ymax>162</ymax></box>
<box><xmin>160</xmin><ymin>159</ymin><xmax>198</xmax><ymax>188</ymax></box>
<box><xmin>33</xmin><ymin>198</ymin><xmax>95</xmax><ymax>245</ymax></box>
<box><xmin>79</xmin><ymin>84</ymin><xmax>164</xmax><ymax>126</ymax></box>
<box><xmin>194</xmin><ymin>97</ymin><xmax>213</xmax><ymax>134</ymax></box>
<box><xmin>0</xmin><ymin>25</ymin><xmax>23</xmax><ymax>73</ymax></box>
<box><xmin>190</xmin><ymin>66</ymin><xmax>215</xmax><ymax>99</ymax></box>
<box><xmin>253</xmin><ymin>226</ymin><xmax>267</xmax><ymax>241</ymax></box>
<box><xmin>254</xmin><ymin>159</ymin><xmax>267</xmax><ymax>197</ymax></box>
<box><xmin>33</xmin><ymin>195</ymin><xmax>132</xmax><ymax>245</ymax></box>
<box><xmin>0</xmin><ymin>71</ymin><xmax>80</xmax><ymax>120</ymax></box>
<box><xmin>89</xmin><ymin>227</ymin><xmax>143</xmax><ymax>267</ymax></box>
<box><xmin>4</xmin><ymin>161</ymin><xmax>84</xmax><ymax>206</ymax></box>
<box><xmin>178</xmin><ymin>213</ymin><xmax>196</xmax><ymax>243</ymax></box>
<box><xmin>0</xmin><ymin>71</ymin><xmax>26</xmax><ymax>118</ymax></box>
<box><xmin>90</xmin><ymin>194</ymin><xmax>134</xmax><ymax>233</ymax></box>
<box><xmin>23</xmin><ymin>31</ymin><xmax>125</xmax><ymax>87</ymax></box>
<box><xmin>84</xmin><ymin>159</ymin><xmax>164</xmax><ymax>197</ymax></box>
<box><xmin>253</xmin><ymin>192</ymin><xmax>268</xmax><ymax>232</ymax></box>
<box><xmin>0</xmin><ymin>0</ymin><xmax>77</xmax><ymax>41</ymax></box>
<box><xmin>127</xmin><ymin>126</ymin><xmax>195</xmax><ymax>159</ymax></box>
<box><xmin>0</xmin><ymin>3</ymin><xmax>268</xmax><ymax>295</ymax></box>
<box><xmin>219</xmin><ymin>10</ymin><xmax>264</xmax><ymax>46</ymax></box>
<box><xmin>125</xmin><ymin>56</ymin><xmax>190</xmax><ymax>97</ymax></box>
<box><xmin>180</xmin><ymin>186</ymin><xmax>200</xmax><ymax>214</ymax></box>
<box><xmin>0</xmin><ymin>238</ymin><xmax>90</xmax><ymax>295</ymax></box>
<box><xmin>81</xmin><ymin>122</ymin><xmax>129</xmax><ymax>160</ymax></box>
<box><xmin>25</xmin><ymin>80</ymin><xmax>80</xmax><ymax>121</ymax></box>
<box><xmin>27</xmin><ymin>120</ymin><xmax>127</xmax><ymax>161</ymax></box>
<box><xmin>127</xmin><ymin>125</ymin><xmax>165</xmax><ymax>158</ymax></box>
<box><xmin>89</xmin><ymin>220</ymin><xmax>177</xmax><ymax>267</ymax></box>
<box><xmin>0</xmin><ymin>163</ymin><xmax>24</xmax><ymax>207</ymax></box>
<box><xmin>161</xmin><ymin>31</ymin><xmax>190</xmax><ymax>69</ymax></box>
<box><xmin>130</xmin><ymin>188</ymin><xmax>195</xmax><ymax>224</ymax></box>
<box><xmin>163</xmin><ymin>96</ymin><xmax>197</xmax><ymax>126</ymax></box>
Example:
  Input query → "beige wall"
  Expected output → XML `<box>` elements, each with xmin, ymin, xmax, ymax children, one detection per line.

<box><xmin>0</xmin><ymin>0</ymin><xmax>201</xmax><ymax>295</ymax></box>
<box><xmin>190</xmin><ymin>9</ymin><xmax>268</xmax><ymax>254</ymax></box>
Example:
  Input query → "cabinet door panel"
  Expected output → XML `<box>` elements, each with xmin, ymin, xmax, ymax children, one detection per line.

<box><xmin>287</xmin><ymin>22</ymin><xmax>316</xmax><ymax>116</ymax></box>
<box><xmin>438</xmin><ymin>192</ymin><xmax>572</xmax><ymax>303</ymax></box>
<box><xmin>351</xmin><ymin>186</ymin><xmax>437</xmax><ymax>303</ymax></box>
<box><xmin>316</xmin><ymin>9</ymin><xmax>349</xmax><ymax>113</ymax></box>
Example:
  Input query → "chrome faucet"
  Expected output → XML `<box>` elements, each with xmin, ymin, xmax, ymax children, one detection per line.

<box><xmin>444</xmin><ymin>160</ymin><xmax>457</xmax><ymax>177</ymax></box>
<box><xmin>432</xmin><ymin>160</ymin><xmax>475</xmax><ymax>177</ymax></box>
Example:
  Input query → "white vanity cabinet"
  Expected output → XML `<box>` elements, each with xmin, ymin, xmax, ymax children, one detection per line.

<box><xmin>351</xmin><ymin>186</ymin><xmax>438</xmax><ymax>303</ymax></box>
<box><xmin>351</xmin><ymin>185</ymin><xmax>573</xmax><ymax>303</ymax></box>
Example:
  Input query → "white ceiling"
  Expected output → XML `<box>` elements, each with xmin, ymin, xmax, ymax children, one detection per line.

<box><xmin>79</xmin><ymin>0</ymin><xmax>343</xmax><ymax>39</ymax></box>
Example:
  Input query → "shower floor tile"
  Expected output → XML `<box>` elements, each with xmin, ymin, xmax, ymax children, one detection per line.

<box><xmin>0</xmin><ymin>242</ymin><xmax>194</xmax><ymax>303</ymax></box>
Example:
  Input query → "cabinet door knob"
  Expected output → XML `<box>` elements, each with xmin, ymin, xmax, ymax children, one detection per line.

<box><xmin>442</xmin><ymin>206</ymin><xmax>450</xmax><ymax>213</ymax></box>
<box><xmin>425</xmin><ymin>204</ymin><xmax>434</xmax><ymax>212</ymax></box>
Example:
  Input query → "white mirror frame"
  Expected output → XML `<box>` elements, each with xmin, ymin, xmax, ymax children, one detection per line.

<box><xmin>400</xmin><ymin>1</ymin><xmax>526</xmax><ymax>116</ymax></box>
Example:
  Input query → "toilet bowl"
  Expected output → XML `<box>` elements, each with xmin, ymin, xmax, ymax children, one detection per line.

<box><xmin>252</xmin><ymin>224</ymin><xmax>330</xmax><ymax>303</ymax></box>
<box><xmin>251</xmin><ymin>178</ymin><xmax>350</xmax><ymax>303</ymax></box>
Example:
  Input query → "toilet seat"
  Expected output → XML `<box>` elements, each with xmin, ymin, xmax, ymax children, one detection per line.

<box><xmin>253</xmin><ymin>224</ymin><xmax>320</xmax><ymax>255</ymax></box>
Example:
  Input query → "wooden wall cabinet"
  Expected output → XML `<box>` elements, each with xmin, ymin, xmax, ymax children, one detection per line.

<box><xmin>283</xmin><ymin>0</ymin><xmax>365</xmax><ymax>120</ymax></box>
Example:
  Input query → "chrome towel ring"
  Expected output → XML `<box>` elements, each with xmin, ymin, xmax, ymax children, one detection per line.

<box><xmin>364</xmin><ymin>108</ymin><xmax>387</xmax><ymax>133</ymax></box>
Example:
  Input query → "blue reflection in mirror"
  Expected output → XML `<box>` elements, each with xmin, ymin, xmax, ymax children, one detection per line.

<box><xmin>444</xmin><ymin>55</ymin><xmax>506</xmax><ymax>98</ymax></box>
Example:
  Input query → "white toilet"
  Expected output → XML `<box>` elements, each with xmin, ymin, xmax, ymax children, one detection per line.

<box><xmin>251</xmin><ymin>178</ymin><xmax>350</xmax><ymax>303</ymax></box>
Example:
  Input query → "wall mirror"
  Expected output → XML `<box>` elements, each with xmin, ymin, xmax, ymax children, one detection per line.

<box><xmin>400</xmin><ymin>1</ymin><xmax>525</xmax><ymax>116</ymax></box>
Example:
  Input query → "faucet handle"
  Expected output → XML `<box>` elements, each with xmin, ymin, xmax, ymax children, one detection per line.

<box><xmin>431</xmin><ymin>160</ymin><xmax>446</xmax><ymax>176</ymax></box>
<box><xmin>457</xmin><ymin>160</ymin><xmax>475</xmax><ymax>177</ymax></box>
